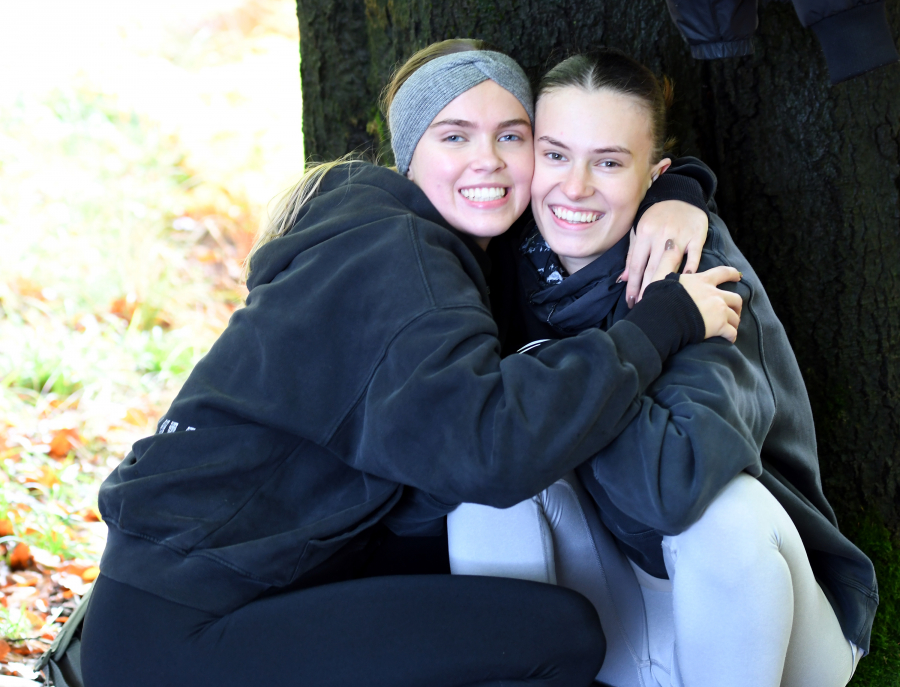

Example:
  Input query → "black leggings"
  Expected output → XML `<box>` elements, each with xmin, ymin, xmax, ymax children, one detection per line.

<box><xmin>82</xmin><ymin>567</ymin><xmax>605</xmax><ymax>687</ymax></box>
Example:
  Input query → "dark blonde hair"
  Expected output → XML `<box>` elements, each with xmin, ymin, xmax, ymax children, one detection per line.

<box><xmin>537</xmin><ymin>49</ymin><xmax>675</xmax><ymax>162</ymax></box>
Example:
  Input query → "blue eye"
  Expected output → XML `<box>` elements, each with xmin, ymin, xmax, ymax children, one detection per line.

<box><xmin>444</xmin><ymin>134</ymin><xmax>465</xmax><ymax>143</ymax></box>
<box><xmin>499</xmin><ymin>134</ymin><xmax>521</xmax><ymax>142</ymax></box>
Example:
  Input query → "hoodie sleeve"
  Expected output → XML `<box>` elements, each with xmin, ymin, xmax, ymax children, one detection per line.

<box><xmin>664</xmin><ymin>0</ymin><xmax>898</xmax><ymax>83</ymax></box>
<box><xmin>580</xmin><ymin>232</ymin><xmax>776</xmax><ymax>536</ymax></box>
<box><xmin>329</xmin><ymin>307</ymin><xmax>667</xmax><ymax>510</ymax></box>
<box><xmin>664</xmin><ymin>0</ymin><xmax>758</xmax><ymax>59</ymax></box>
<box><xmin>797</xmin><ymin>0</ymin><xmax>899</xmax><ymax>83</ymax></box>
<box><xmin>634</xmin><ymin>156</ymin><xmax>719</xmax><ymax>228</ymax></box>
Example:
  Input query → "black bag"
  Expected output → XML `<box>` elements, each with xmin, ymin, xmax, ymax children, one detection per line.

<box><xmin>36</xmin><ymin>584</ymin><xmax>92</xmax><ymax>687</ymax></box>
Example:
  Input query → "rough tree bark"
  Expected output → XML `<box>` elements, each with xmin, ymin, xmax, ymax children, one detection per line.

<box><xmin>295</xmin><ymin>1</ymin><xmax>899</xmax><ymax>675</ymax></box>
<box><xmin>296</xmin><ymin>0</ymin><xmax>899</xmax><ymax>535</ymax></box>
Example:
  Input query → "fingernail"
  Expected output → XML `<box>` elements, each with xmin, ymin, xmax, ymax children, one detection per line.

<box><xmin>616</xmin><ymin>277</ymin><xmax>623</xmax><ymax>284</ymax></box>
<box><xmin>684</xmin><ymin>269</ymin><xmax>693</xmax><ymax>275</ymax></box>
<box><xmin>665</xmin><ymin>239</ymin><xmax>675</xmax><ymax>250</ymax></box>
<box><xmin>627</xmin><ymin>295</ymin><xmax>635</xmax><ymax>307</ymax></box>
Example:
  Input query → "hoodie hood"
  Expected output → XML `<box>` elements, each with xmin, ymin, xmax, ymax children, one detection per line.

<box><xmin>247</xmin><ymin>162</ymin><xmax>490</xmax><ymax>291</ymax></box>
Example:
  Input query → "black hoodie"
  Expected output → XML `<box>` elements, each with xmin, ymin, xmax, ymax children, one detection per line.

<box><xmin>98</xmin><ymin>162</ymin><xmax>702</xmax><ymax>615</ymax></box>
<box><xmin>511</xmin><ymin>169</ymin><xmax>878</xmax><ymax>652</ymax></box>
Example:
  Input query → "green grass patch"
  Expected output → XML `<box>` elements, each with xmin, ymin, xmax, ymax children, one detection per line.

<box><xmin>848</xmin><ymin>515</ymin><xmax>900</xmax><ymax>686</ymax></box>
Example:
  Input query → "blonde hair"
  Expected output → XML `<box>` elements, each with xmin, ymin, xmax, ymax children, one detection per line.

<box><xmin>242</xmin><ymin>155</ymin><xmax>359</xmax><ymax>281</ymax></box>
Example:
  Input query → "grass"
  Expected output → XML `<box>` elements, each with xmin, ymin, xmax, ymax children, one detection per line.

<box><xmin>849</xmin><ymin>516</ymin><xmax>900</xmax><ymax>686</ymax></box>
<box><xmin>0</xmin><ymin>0</ymin><xmax>302</xmax><ymax>665</ymax></box>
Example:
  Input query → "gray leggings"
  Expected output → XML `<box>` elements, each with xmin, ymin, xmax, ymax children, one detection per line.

<box><xmin>448</xmin><ymin>473</ymin><xmax>860</xmax><ymax>687</ymax></box>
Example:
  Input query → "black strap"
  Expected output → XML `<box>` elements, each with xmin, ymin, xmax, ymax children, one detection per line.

<box><xmin>37</xmin><ymin>584</ymin><xmax>92</xmax><ymax>686</ymax></box>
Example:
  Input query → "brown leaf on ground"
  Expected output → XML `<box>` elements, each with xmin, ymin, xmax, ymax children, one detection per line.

<box><xmin>48</xmin><ymin>429</ymin><xmax>80</xmax><ymax>459</ymax></box>
<box><xmin>82</xmin><ymin>506</ymin><xmax>102</xmax><ymax>522</ymax></box>
<box><xmin>60</xmin><ymin>563</ymin><xmax>90</xmax><ymax>577</ymax></box>
<box><xmin>36</xmin><ymin>465</ymin><xmax>60</xmax><ymax>489</ymax></box>
<box><xmin>0</xmin><ymin>518</ymin><xmax>13</xmax><ymax>537</ymax></box>
<box><xmin>9</xmin><ymin>542</ymin><xmax>34</xmax><ymax>571</ymax></box>
<box><xmin>110</xmin><ymin>295</ymin><xmax>138</xmax><ymax>323</ymax></box>
<box><xmin>0</xmin><ymin>638</ymin><xmax>9</xmax><ymax>661</ymax></box>
<box><xmin>124</xmin><ymin>407</ymin><xmax>148</xmax><ymax>426</ymax></box>
<box><xmin>81</xmin><ymin>566</ymin><xmax>100</xmax><ymax>582</ymax></box>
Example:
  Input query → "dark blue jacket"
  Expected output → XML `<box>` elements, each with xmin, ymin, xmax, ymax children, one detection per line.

<box><xmin>98</xmin><ymin>162</ymin><xmax>686</xmax><ymax>616</ymax></box>
<box><xmin>512</xmin><ymin>190</ymin><xmax>879</xmax><ymax>652</ymax></box>
<box><xmin>666</xmin><ymin>0</ymin><xmax>899</xmax><ymax>83</ymax></box>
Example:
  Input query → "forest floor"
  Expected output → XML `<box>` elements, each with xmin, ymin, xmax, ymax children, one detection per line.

<box><xmin>0</xmin><ymin>0</ymin><xmax>301</xmax><ymax>680</ymax></box>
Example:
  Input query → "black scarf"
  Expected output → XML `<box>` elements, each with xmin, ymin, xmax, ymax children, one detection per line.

<box><xmin>518</xmin><ymin>224</ymin><xmax>631</xmax><ymax>336</ymax></box>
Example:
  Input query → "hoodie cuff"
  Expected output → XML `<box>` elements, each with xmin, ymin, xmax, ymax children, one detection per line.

<box><xmin>810</xmin><ymin>2</ymin><xmax>899</xmax><ymax>84</ymax></box>
<box><xmin>634</xmin><ymin>173</ymin><xmax>707</xmax><ymax>230</ymax></box>
<box><xmin>690</xmin><ymin>40</ymin><xmax>754</xmax><ymax>60</ymax></box>
<box><xmin>623</xmin><ymin>275</ymin><xmax>705</xmax><ymax>364</ymax></box>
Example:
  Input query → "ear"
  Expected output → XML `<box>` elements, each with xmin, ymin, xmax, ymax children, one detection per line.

<box><xmin>649</xmin><ymin>157</ymin><xmax>672</xmax><ymax>184</ymax></box>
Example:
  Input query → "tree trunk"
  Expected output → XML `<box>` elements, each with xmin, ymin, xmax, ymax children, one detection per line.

<box><xmin>295</xmin><ymin>0</ymin><xmax>900</xmax><ymax>677</ymax></box>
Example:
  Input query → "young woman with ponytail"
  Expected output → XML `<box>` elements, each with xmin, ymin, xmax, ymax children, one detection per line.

<box><xmin>448</xmin><ymin>49</ymin><xmax>877</xmax><ymax>687</ymax></box>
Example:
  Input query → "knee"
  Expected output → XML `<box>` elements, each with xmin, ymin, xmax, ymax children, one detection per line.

<box><xmin>664</xmin><ymin>474</ymin><xmax>787</xmax><ymax>576</ymax></box>
<box><xmin>553</xmin><ymin>587</ymin><xmax>607</xmax><ymax>674</ymax></box>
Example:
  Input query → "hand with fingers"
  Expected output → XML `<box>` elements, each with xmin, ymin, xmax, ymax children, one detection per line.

<box><xmin>621</xmin><ymin>200</ymin><xmax>709</xmax><ymax>307</ymax></box>
<box><xmin>678</xmin><ymin>266</ymin><xmax>743</xmax><ymax>342</ymax></box>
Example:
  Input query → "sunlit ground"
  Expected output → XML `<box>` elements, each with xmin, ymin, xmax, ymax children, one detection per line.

<box><xmin>0</xmin><ymin>0</ymin><xmax>302</xmax><ymax>676</ymax></box>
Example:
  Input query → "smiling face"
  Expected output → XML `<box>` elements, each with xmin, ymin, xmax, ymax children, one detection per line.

<box><xmin>406</xmin><ymin>80</ymin><xmax>534</xmax><ymax>248</ymax></box>
<box><xmin>531</xmin><ymin>87</ymin><xmax>671</xmax><ymax>273</ymax></box>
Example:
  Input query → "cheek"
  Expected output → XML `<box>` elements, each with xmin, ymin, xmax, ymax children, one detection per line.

<box><xmin>606</xmin><ymin>176</ymin><xmax>645</xmax><ymax>214</ymax></box>
<box><xmin>530</xmin><ymin>163</ymin><xmax>553</xmax><ymax>202</ymax></box>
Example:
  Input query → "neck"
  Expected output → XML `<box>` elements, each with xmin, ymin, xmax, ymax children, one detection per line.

<box><xmin>558</xmin><ymin>253</ymin><xmax>598</xmax><ymax>274</ymax></box>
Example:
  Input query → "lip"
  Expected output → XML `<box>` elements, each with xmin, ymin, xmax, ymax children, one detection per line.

<box><xmin>547</xmin><ymin>203</ymin><xmax>604</xmax><ymax>229</ymax></box>
<box><xmin>458</xmin><ymin>185</ymin><xmax>511</xmax><ymax>209</ymax></box>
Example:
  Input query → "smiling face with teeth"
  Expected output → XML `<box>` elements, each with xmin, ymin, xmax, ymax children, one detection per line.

<box><xmin>531</xmin><ymin>87</ymin><xmax>671</xmax><ymax>274</ymax></box>
<box><xmin>406</xmin><ymin>80</ymin><xmax>534</xmax><ymax>248</ymax></box>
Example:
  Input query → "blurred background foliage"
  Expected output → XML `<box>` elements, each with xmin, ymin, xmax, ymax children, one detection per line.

<box><xmin>0</xmin><ymin>0</ymin><xmax>302</xmax><ymax>672</ymax></box>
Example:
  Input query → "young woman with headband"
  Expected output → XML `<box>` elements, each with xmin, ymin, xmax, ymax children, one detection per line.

<box><xmin>80</xmin><ymin>41</ymin><xmax>742</xmax><ymax>687</ymax></box>
<box><xmin>448</xmin><ymin>49</ymin><xmax>877</xmax><ymax>687</ymax></box>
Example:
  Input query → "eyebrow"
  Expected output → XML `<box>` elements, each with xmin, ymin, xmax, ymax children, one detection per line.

<box><xmin>429</xmin><ymin>118</ymin><xmax>531</xmax><ymax>129</ymax></box>
<box><xmin>538</xmin><ymin>135</ymin><xmax>632</xmax><ymax>156</ymax></box>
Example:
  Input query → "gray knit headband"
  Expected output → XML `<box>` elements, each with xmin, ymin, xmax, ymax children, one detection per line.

<box><xmin>389</xmin><ymin>50</ymin><xmax>534</xmax><ymax>175</ymax></box>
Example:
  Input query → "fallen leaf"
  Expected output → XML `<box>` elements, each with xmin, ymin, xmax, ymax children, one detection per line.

<box><xmin>123</xmin><ymin>407</ymin><xmax>148</xmax><ymax>426</ymax></box>
<box><xmin>82</xmin><ymin>506</ymin><xmax>102</xmax><ymax>522</ymax></box>
<box><xmin>54</xmin><ymin>616</ymin><xmax>68</xmax><ymax>624</ymax></box>
<box><xmin>48</xmin><ymin>431</ymin><xmax>73</xmax><ymax>459</ymax></box>
<box><xmin>36</xmin><ymin>465</ymin><xmax>60</xmax><ymax>488</ymax></box>
<box><xmin>61</xmin><ymin>563</ymin><xmax>90</xmax><ymax>577</ymax></box>
<box><xmin>23</xmin><ymin>609</ymin><xmax>45</xmax><ymax>628</ymax></box>
<box><xmin>0</xmin><ymin>638</ymin><xmax>9</xmax><ymax>661</ymax></box>
<box><xmin>109</xmin><ymin>295</ymin><xmax>138</xmax><ymax>322</ymax></box>
<box><xmin>0</xmin><ymin>518</ymin><xmax>13</xmax><ymax>537</ymax></box>
<box><xmin>81</xmin><ymin>566</ymin><xmax>100</xmax><ymax>582</ymax></box>
<box><xmin>9</xmin><ymin>543</ymin><xmax>33</xmax><ymax>571</ymax></box>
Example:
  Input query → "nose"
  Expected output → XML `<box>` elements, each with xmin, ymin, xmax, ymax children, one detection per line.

<box><xmin>561</xmin><ymin>164</ymin><xmax>592</xmax><ymax>200</ymax></box>
<box><xmin>470</xmin><ymin>137</ymin><xmax>504</xmax><ymax>173</ymax></box>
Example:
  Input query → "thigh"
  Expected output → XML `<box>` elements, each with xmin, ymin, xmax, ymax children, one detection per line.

<box><xmin>83</xmin><ymin>572</ymin><xmax>605</xmax><ymax>687</ymax></box>
<box><xmin>774</xmin><ymin>519</ymin><xmax>857</xmax><ymax>686</ymax></box>
<box><xmin>663</xmin><ymin>474</ymin><xmax>855</xmax><ymax>687</ymax></box>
